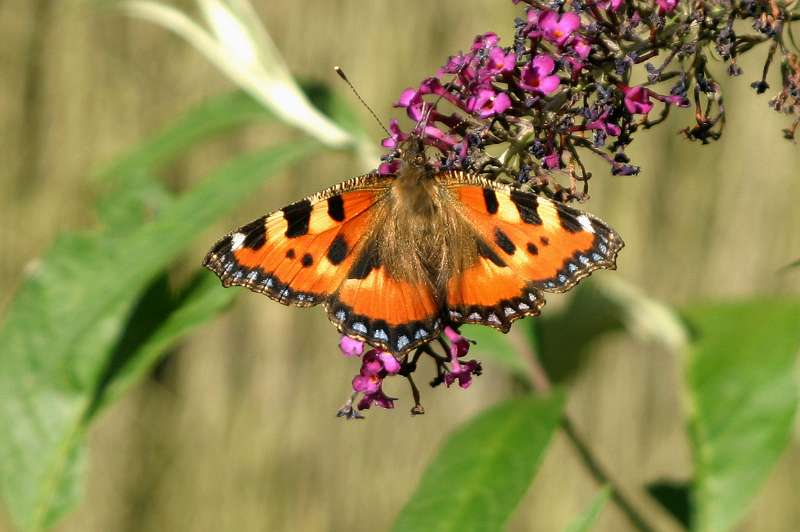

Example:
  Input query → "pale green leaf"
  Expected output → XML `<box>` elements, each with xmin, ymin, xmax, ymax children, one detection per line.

<box><xmin>564</xmin><ymin>487</ymin><xmax>611</xmax><ymax>532</ymax></box>
<box><xmin>99</xmin><ymin>90</ymin><xmax>272</xmax><ymax>181</ymax></box>
<box><xmin>393</xmin><ymin>393</ymin><xmax>565</xmax><ymax>532</ymax></box>
<box><xmin>684</xmin><ymin>300</ymin><xmax>800</xmax><ymax>532</ymax></box>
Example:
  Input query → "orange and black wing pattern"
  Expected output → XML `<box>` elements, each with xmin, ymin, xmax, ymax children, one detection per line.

<box><xmin>441</xmin><ymin>171</ymin><xmax>624</xmax><ymax>331</ymax></box>
<box><xmin>326</xmin><ymin>238</ymin><xmax>442</xmax><ymax>355</ymax></box>
<box><xmin>204</xmin><ymin>173</ymin><xmax>441</xmax><ymax>355</ymax></box>
<box><xmin>203</xmin><ymin>173</ymin><xmax>390</xmax><ymax>308</ymax></box>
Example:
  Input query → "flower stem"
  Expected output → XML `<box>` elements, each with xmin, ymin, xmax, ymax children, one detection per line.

<box><xmin>512</xmin><ymin>328</ymin><xmax>686</xmax><ymax>532</ymax></box>
<box><xmin>561</xmin><ymin>416</ymin><xmax>656</xmax><ymax>532</ymax></box>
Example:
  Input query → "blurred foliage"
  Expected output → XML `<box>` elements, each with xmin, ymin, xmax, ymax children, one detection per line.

<box><xmin>565</xmin><ymin>488</ymin><xmax>611</xmax><ymax>532</ymax></box>
<box><xmin>646</xmin><ymin>481</ymin><xmax>692</xmax><ymax>529</ymax></box>
<box><xmin>0</xmin><ymin>91</ymin><xmax>314</xmax><ymax>530</ymax></box>
<box><xmin>683</xmin><ymin>301</ymin><xmax>800</xmax><ymax>532</ymax></box>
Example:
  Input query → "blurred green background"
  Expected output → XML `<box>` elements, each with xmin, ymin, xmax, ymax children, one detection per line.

<box><xmin>1</xmin><ymin>1</ymin><xmax>799</xmax><ymax>531</ymax></box>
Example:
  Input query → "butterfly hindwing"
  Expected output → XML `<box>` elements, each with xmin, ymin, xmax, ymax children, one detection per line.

<box><xmin>441</xmin><ymin>171</ymin><xmax>624</xmax><ymax>331</ymax></box>
<box><xmin>203</xmin><ymin>173</ymin><xmax>390</xmax><ymax>307</ymax></box>
<box><xmin>327</xmin><ymin>238</ymin><xmax>442</xmax><ymax>354</ymax></box>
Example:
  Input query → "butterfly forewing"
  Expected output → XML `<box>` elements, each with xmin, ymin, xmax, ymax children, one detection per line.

<box><xmin>441</xmin><ymin>171</ymin><xmax>624</xmax><ymax>331</ymax></box>
<box><xmin>203</xmin><ymin>173</ymin><xmax>390</xmax><ymax>307</ymax></box>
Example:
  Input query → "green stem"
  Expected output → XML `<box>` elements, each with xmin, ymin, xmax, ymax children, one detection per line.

<box><xmin>516</xmin><ymin>326</ymin><xmax>685</xmax><ymax>532</ymax></box>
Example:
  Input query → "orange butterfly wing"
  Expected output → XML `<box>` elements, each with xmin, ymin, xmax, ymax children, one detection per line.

<box><xmin>204</xmin><ymin>173</ymin><xmax>441</xmax><ymax>354</ymax></box>
<box><xmin>441</xmin><ymin>172</ymin><xmax>624</xmax><ymax>331</ymax></box>
<box><xmin>204</xmin><ymin>174</ymin><xmax>388</xmax><ymax>307</ymax></box>
<box><xmin>326</xmin><ymin>238</ymin><xmax>442</xmax><ymax>354</ymax></box>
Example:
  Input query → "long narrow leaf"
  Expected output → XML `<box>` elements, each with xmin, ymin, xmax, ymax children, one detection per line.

<box><xmin>98</xmin><ymin>90</ymin><xmax>272</xmax><ymax>181</ymax></box>
<box><xmin>0</xmin><ymin>141</ymin><xmax>315</xmax><ymax>531</ymax></box>
<box><xmin>564</xmin><ymin>487</ymin><xmax>611</xmax><ymax>532</ymax></box>
<box><xmin>89</xmin><ymin>269</ymin><xmax>239</xmax><ymax>415</ymax></box>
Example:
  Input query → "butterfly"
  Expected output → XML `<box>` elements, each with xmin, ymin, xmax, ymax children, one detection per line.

<box><xmin>203</xmin><ymin>137</ymin><xmax>623</xmax><ymax>356</ymax></box>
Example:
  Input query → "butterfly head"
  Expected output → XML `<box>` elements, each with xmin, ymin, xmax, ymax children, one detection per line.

<box><xmin>395</xmin><ymin>134</ymin><xmax>436</xmax><ymax>176</ymax></box>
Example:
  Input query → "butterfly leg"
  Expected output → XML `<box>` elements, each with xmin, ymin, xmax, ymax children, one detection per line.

<box><xmin>335</xmin><ymin>392</ymin><xmax>365</xmax><ymax>420</ymax></box>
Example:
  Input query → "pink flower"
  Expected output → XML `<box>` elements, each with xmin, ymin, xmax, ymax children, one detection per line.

<box><xmin>380</xmin><ymin>119</ymin><xmax>408</xmax><ymax>149</ymax></box>
<box><xmin>395</xmin><ymin>77</ymin><xmax>458</xmax><ymax>121</ymax></box>
<box><xmin>357</xmin><ymin>388</ymin><xmax>396</xmax><ymax>410</ymax></box>
<box><xmin>543</xmin><ymin>151</ymin><xmax>561</xmax><ymax>169</ymax></box>
<box><xmin>538</xmin><ymin>10</ymin><xmax>582</xmax><ymax>46</ymax></box>
<box><xmin>376</xmin><ymin>351</ymin><xmax>401</xmax><ymax>374</ymax></box>
<box><xmin>444</xmin><ymin>326</ymin><xmax>471</xmax><ymax>358</ymax></box>
<box><xmin>586</xmin><ymin>111</ymin><xmax>622</xmax><ymax>136</ymax></box>
<box><xmin>350</xmin><ymin>349</ymin><xmax>401</xmax><ymax>410</ymax></box>
<box><xmin>488</xmin><ymin>47</ymin><xmax>517</xmax><ymax>74</ymax></box>
<box><xmin>469</xmin><ymin>88</ymin><xmax>512</xmax><ymax>118</ymax></box>
<box><xmin>471</xmin><ymin>32</ymin><xmax>499</xmax><ymax>51</ymax></box>
<box><xmin>378</xmin><ymin>159</ymin><xmax>401</xmax><ymax>175</ymax></box>
<box><xmin>656</xmin><ymin>0</ymin><xmax>678</xmax><ymax>14</ymax></box>
<box><xmin>574</xmin><ymin>37</ymin><xmax>592</xmax><ymax>60</ymax></box>
<box><xmin>422</xmin><ymin>124</ymin><xmax>462</xmax><ymax>151</ymax></box>
<box><xmin>596</xmin><ymin>0</ymin><xmax>624</xmax><ymax>11</ymax></box>
<box><xmin>519</xmin><ymin>55</ymin><xmax>561</xmax><ymax>95</ymax></box>
<box><xmin>442</xmin><ymin>327</ymin><xmax>481</xmax><ymax>388</ymax></box>
<box><xmin>352</xmin><ymin>373</ymin><xmax>381</xmax><ymax>395</ymax></box>
<box><xmin>622</xmin><ymin>85</ymin><xmax>654</xmax><ymax>114</ymax></box>
<box><xmin>444</xmin><ymin>355</ymin><xmax>482</xmax><ymax>388</ymax></box>
<box><xmin>339</xmin><ymin>335</ymin><xmax>365</xmax><ymax>357</ymax></box>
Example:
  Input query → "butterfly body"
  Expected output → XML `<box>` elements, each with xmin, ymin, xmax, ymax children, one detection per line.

<box><xmin>373</xmin><ymin>149</ymin><xmax>480</xmax><ymax>299</ymax></box>
<box><xmin>204</xmin><ymin>140</ymin><xmax>623</xmax><ymax>356</ymax></box>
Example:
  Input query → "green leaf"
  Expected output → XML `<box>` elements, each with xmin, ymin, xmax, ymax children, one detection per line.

<box><xmin>564</xmin><ymin>487</ymin><xmax>611</xmax><ymax>532</ymax></box>
<box><xmin>460</xmin><ymin>324</ymin><xmax>529</xmax><ymax>379</ymax></box>
<box><xmin>98</xmin><ymin>90</ymin><xmax>272</xmax><ymax>181</ymax></box>
<box><xmin>536</xmin><ymin>278</ymin><xmax>687</xmax><ymax>383</ymax></box>
<box><xmin>778</xmin><ymin>258</ymin><xmax>800</xmax><ymax>272</ymax></box>
<box><xmin>646</xmin><ymin>481</ymin><xmax>692</xmax><ymax>529</ymax></box>
<box><xmin>88</xmin><ymin>269</ymin><xmax>239</xmax><ymax>415</ymax></box>
<box><xmin>0</xmin><ymin>141</ymin><xmax>315</xmax><ymax>531</ymax></box>
<box><xmin>683</xmin><ymin>300</ymin><xmax>800</xmax><ymax>532</ymax></box>
<box><xmin>393</xmin><ymin>393</ymin><xmax>565</xmax><ymax>532</ymax></box>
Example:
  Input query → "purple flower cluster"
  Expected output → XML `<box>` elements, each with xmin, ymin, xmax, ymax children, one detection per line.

<box><xmin>336</xmin><ymin>0</ymin><xmax>800</xmax><ymax>417</ymax></box>
<box><xmin>337</xmin><ymin>327</ymin><xmax>481</xmax><ymax>417</ymax></box>
<box><xmin>377</xmin><ymin>0</ymin><xmax>800</xmax><ymax>199</ymax></box>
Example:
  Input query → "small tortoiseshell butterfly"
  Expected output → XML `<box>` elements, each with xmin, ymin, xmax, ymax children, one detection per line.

<box><xmin>204</xmin><ymin>137</ymin><xmax>623</xmax><ymax>355</ymax></box>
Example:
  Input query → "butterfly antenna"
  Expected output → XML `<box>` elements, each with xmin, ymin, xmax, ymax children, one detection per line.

<box><xmin>334</xmin><ymin>66</ymin><xmax>391</xmax><ymax>138</ymax></box>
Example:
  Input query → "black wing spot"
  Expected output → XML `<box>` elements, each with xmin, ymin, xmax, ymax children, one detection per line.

<box><xmin>240</xmin><ymin>216</ymin><xmax>267</xmax><ymax>250</ymax></box>
<box><xmin>526</xmin><ymin>242</ymin><xmax>539</xmax><ymax>255</ymax></box>
<box><xmin>301</xmin><ymin>253</ymin><xmax>314</xmax><ymax>267</ymax></box>
<box><xmin>328</xmin><ymin>235</ymin><xmax>348</xmax><ymax>266</ymax></box>
<box><xmin>327</xmin><ymin>234</ymin><xmax>348</xmax><ymax>265</ymax></box>
<box><xmin>283</xmin><ymin>199</ymin><xmax>312</xmax><ymax>237</ymax></box>
<box><xmin>540</xmin><ymin>236</ymin><xmax>550</xmax><ymax>246</ymax></box>
<box><xmin>510</xmin><ymin>190</ymin><xmax>542</xmax><ymax>224</ymax></box>
<box><xmin>286</xmin><ymin>249</ymin><xmax>296</xmax><ymax>259</ymax></box>
<box><xmin>211</xmin><ymin>235</ymin><xmax>233</xmax><ymax>255</ymax></box>
<box><xmin>348</xmin><ymin>240</ymin><xmax>381</xmax><ymax>279</ymax></box>
<box><xmin>493</xmin><ymin>227</ymin><xmax>516</xmax><ymax>255</ymax></box>
<box><xmin>327</xmin><ymin>195</ymin><xmax>346</xmax><ymax>222</ymax></box>
<box><xmin>557</xmin><ymin>204</ymin><xmax>583</xmax><ymax>233</ymax></box>
<box><xmin>482</xmin><ymin>188</ymin><xmax>499</xmax><ymax>214</ymax></box>
<box><xmin>477</xmin><ymin>239</ymin><xmax>507</xmax><ymax>267</ymax></box>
